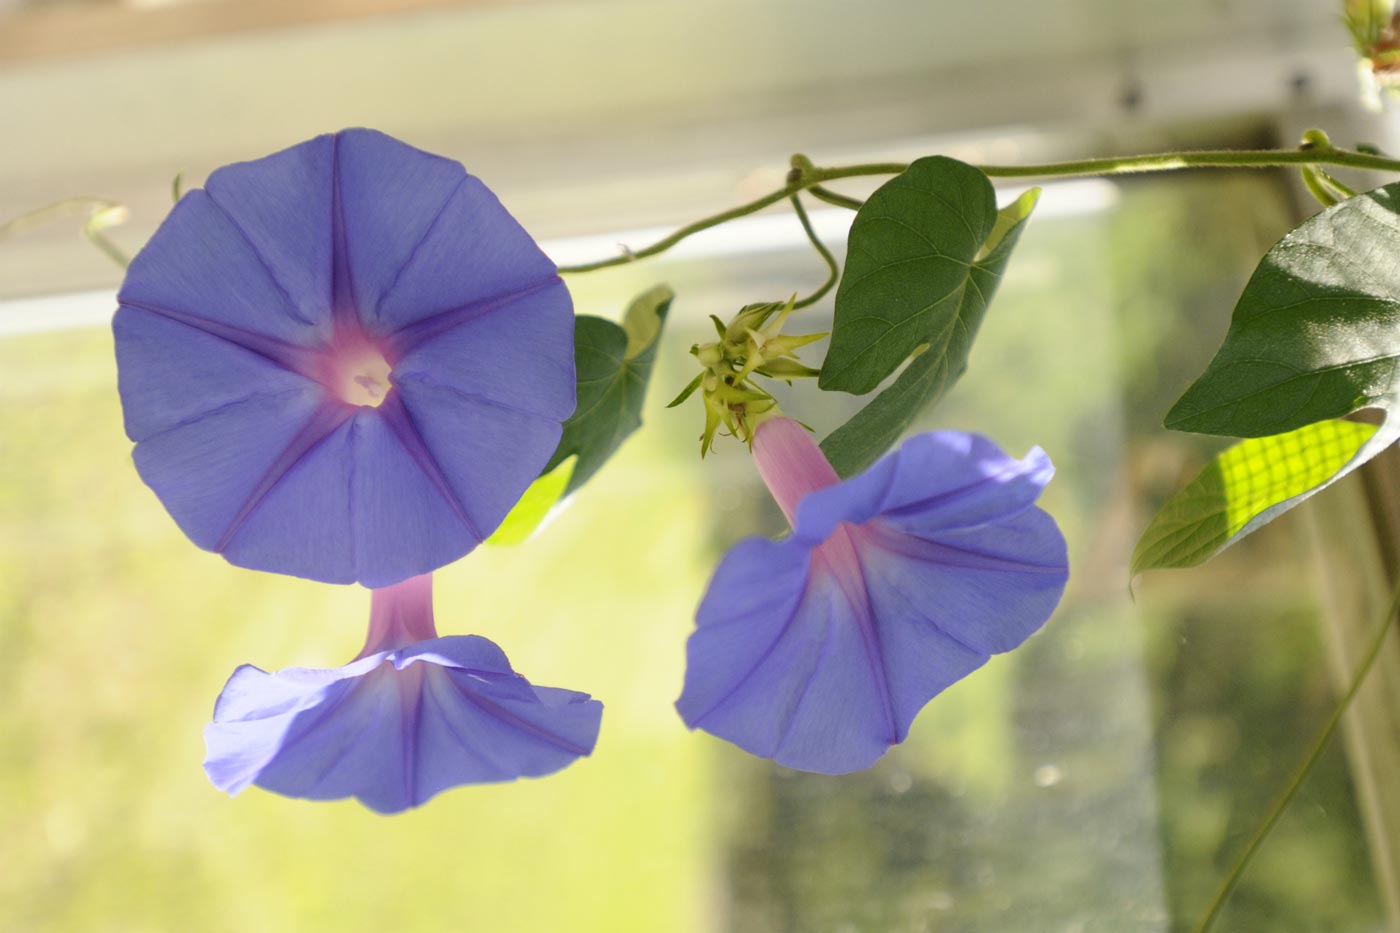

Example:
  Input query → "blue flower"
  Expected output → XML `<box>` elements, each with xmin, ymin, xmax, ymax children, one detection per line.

<box><xmin>204</xmin><ymin>575</ymin><xmax>602</xmax><ymax>813</ymax></box>
<box><xmin>114</xmin><ymin>129</ymin><xmax>574</xmax><ymax>587</ymax></box>
<box><xmin>676</xmin><ymin>416</ymin><xmax>1069</xmax><ymax>774</ymax></box>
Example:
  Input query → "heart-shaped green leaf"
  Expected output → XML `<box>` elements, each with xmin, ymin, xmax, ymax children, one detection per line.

<box><xmin>1167</xmin><ymin>184</ymin><xmax>1400</xmax><ymax>438</ymax></box>
<box><xmin>820</xmin><ymin>180</ymin><xmax>1038</xmax><ymax>477</ymax></box>
<box><xmin>1154</xmin><ymin>184</ymin><xmax>1400</xmax><ymax>564</ymax></box>
<box><xmin>544</xmin><ymin>285</ymin><xmax>673</xmax><ymax>494</ymax></box>
<box><xmin>818</xmin><ymin>158</ymin><xmax>1031</xmax><ymax>396</ymax></box>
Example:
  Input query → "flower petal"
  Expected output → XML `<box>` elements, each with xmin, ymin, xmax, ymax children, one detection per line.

<box><xmin>330</xmin><ymin>129</ymin><xmax>467</xmax><ymax>322</ymax></box>
<box><xmin>346</xmin><ymin>407</ymin><xmax>484</xmax><ymax>589</ymax></box>
<box><xmin>217</xmin><ymin>417</ymin><xmax>357</xmax><ymax>584</ymax></box>
<box><xmin>369</xmin><ymin>174</ymin><xmax>561</xmax><ymax>334</ymax></box>
<box><xmin>203</xmin><ymin>134</ymin><xmax>336</xmax><ymax>327</ymax></box>
<box><xmin>677</xmin><ymin>536</ymin><xmax>921</xmax><ymax>774</ymax></box>
<box><xmin>858</xmin><ymin>507</ymin><xmax>1068</xmax><ymax>657</ymax></box>
<box><xmin>390</xmin><ymin>283</ymin><xmax>575</xmax><ymax>422</ymax></box>
<box><xmin>113</xmin><ymin>306</ymin><xmax>319</xmax><ymax>443</ymax></box>
<box><xmin>390</xmin><ymin>378</ymin><xmax>565</xmax><ymax>544</ymax></box>
<box><xmin>795</xmin><ymin>431</ymin><xmax>1054</xmax><ymax>543</ymax></box>
<box><xmin>116</xmin><ymin>130</ymin><xmax>576</xmax><ymax>587</ymax></box>
<box><xmin>118</xmin><ymin>190</ymin><xmax>329</xmax><ymax>346</ymax></box>
<box><xmin>204</xmin><ymin>635</ymin><xmax>602</xmax><ymax>814</ymax></box>
<box><xmin>131</xmin><ymin>387</ymin><xmax>336</xmax><ymax>553</ymax></box>
<box><xmin>676</xmin><ymin>537</ymin><xmax>810</xmax><ymax>727</ymax></box>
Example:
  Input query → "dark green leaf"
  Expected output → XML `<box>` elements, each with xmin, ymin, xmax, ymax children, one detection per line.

<box><xmin>818</xmin><ymin>158</ymin><xmax>1034</xmax><ymax>395</ymax></box>
<box><xmin>1132</xmin><ymin>419</ymin><xmax>1377</xmax><ymax>573</ymax></box>
<box><xmin>1167</xmin><ymin>182</ymin><xmax>1400</xmax><ymax>438</ymax></box>
<box><xmin>819</xmin><ymin>185</ymin><xmax>1039</xmax><ymax>477</ymax></box>
<box><xmin>544</xmin><ymin>285</ymin><xmax>673</xmax><ymax>494</ymax></box>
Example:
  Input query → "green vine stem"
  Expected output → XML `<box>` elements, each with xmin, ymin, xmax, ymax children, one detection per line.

<box><xmin>0</xmin><ymin>196</ymin><xmax>129</xmax><ymax>268</ymax></box>
<box><xmin>1194</xmin><ymin>574</ymin><xmax>1400</xmax><ymax>932</ymax></box>
<box><xmin>787</xmin><ymin>193</ymin><xmax>838</xmax><ymax>310</ymax></box>
<box><xmin>557</xmin><ymin>141</ymin><xmax>1400</xmax><ymax>275</ymax></box>
<box><xmin>806</xmin><ymin>184</ymin><xmax>864</xmax><ymax>211</ymax></box>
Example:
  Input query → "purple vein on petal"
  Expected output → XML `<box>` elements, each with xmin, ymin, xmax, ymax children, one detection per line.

<box><xmin>214</xmin><ymin>402</ymin><xmax>354</xmax><ymax>553</ymax></box>
<box><xmin>201</xmin><ymin>189</ymin><xmax>318</xmax><ymax>328</ymax></box>
<box><xmin>879</xmin><ymin>476</ymin><xmax>1031</xmax><ymax>523</ymax></box>
<box><xmin>852</xmin><ymin>543</ymin><xmax>985</xmax><ymax>659</ymax></box>
<box><xmin>687</xmin><ymin>573</ymin><xmax>809</xmax><ymax>726</ymax></box>
<box><xmin>399</xmin><ymin>667</ymin><xmax>426</xmax><ymax>809</ymax></box>
<box><xmin>373</xmin><ymin>174</ymin><xmax>468</xmax><ymax>324</ymax></box>
<box><xmin>330</xmin><ymin>133</ymin><xmax>359</xmax><ymax>331</ymax></box>
<box><xmin>450</xmin><ymin>678</ymin><xmax>592</xmax><ymax>757</ymax></box>
<box><xmin>385</xmin><ymin>278</ymin><xmax>562</xmax><ymax>357</ymax></box>
<box><xmin>772</xmin><ymin>595</ymin><xmax>838</xmax><ymax>754</ymax></box>
<box><xmin>304</xmin><ymin>677</ymin><xmax>391</xmax><ymax>797</ymax></box>
<box><xmin>423</xmin><ymin>672</ymin><xmax>513</xmax><ymax>777</ymax></box>
<box><xmin>375</xmin><ymin>393</ymin><xmax>485</xmax><ymax>542</ymax></box>
<box><xmin>136</xmin><ymin>389</ymin><xmax>307</xmax><ymax>445</ymax></box>
<box><xmin>392</xmin><ymin>372</ymin><xmax>558</xmax><ymax>423</ymax></box>
<box><xmin>866</xmin><ymin>523</ymin><xmax>1069</xmax><ymax>575</ymax></box>
<box><xmin>815</xmin><ymin>527</ymin><xmax>898</xmax><ymax>745</ymax></box>
<box><xmin>120</xmin><ymin>301</ymin><xmax>323</xmax><ymax>381</ymax></box>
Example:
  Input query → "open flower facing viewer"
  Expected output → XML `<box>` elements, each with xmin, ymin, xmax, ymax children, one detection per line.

<box><xmin>114</xmin><ymin>128</ymin><xmax>574</xmax><ymax>588</ymax></box>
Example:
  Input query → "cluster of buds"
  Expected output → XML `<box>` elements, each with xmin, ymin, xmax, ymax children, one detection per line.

<box><xmin>668</xmin><ymin>295</ymin><xmax>826</xmax><ymax>454</ymax></box>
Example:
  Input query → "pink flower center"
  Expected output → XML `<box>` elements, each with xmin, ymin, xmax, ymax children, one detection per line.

<box><xmin>329</xmin><ymin>344</ymin><xmax>393</xmax><ymax>407</ymax></box>
<box><xmin>314</xmin><ymin>326</ymin><xmax>395</xmax><ymax>408</ymax></box>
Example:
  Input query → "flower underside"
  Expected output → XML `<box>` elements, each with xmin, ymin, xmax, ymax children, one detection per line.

<box><xmin>203</xmin><ymin>575</ymin><xmax>603</xmax><ymax>813</ymax></box>
<box><xmin>676</xmin><ymin>418</ymin><xmax>1069</xmax><ymax>774</ymax></box>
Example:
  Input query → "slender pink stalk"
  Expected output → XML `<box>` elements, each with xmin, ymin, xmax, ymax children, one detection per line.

<box><xmin>356</xmin><ymin>573</ymin><xmax>438</xmax><ymax>658</ymax></box>
<box><xmin>751</xmin><ymin>416</ymin><xmax>841</xmax><ymax>525</ymax></box>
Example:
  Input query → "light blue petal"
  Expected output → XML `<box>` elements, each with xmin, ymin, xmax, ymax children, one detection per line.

<box><xmin>218</xmin><ymin>418</ymin><xmax>356</xmax><ymax>584</ymax></box>
<box><xmin>677</xmin><ymin>532</ymin><xmax>993</xmax><ymax>773</ymax></box>
<box><xmin>859</xmin><ymin>508</ymin><xmax>1068</xmax><ymax>658</ymax></box>
<box><xmin>204</xmin><ymin>635</ymin><xmax>602</xmax><ymax>814</ymax></box>
<box><xmin>330</xmin><ymin>129</ymin><xmax>466</xmax><ymax>322</ymax></box>
<box><xmin>878</xmin><ymin>433</ymin><xmax>1054</xmax><ymax>534</ymax></box>
<box><xmin>391</xmin><ymin>378</ymin><xmax>564</xmax><ymax>548</ymax></box>
<box><xmin>203</xmin><ymin>134</ymin><xmax>336</xmax><ymax>327</ymax></box>
<box><xmin>347</xmin><ymin>406</ymin><xmax>482</xmax><ymax>589</ymax></box>
<box><xmin>678</xmin><ymin>430</ymin><xmax>1068</xmax><ymax>774</ymax></box>
<box><xmin>390</xmin><ymin>283</ymin><xmax>576</xmax><ymax>423</ymax></box>
<box><xmin>795</xmin><ymin>431</ymin><xmax>1053</xmax><ymax>542</ymax></box>
<box><xmin>131</xmin><ymin>387</ymin><xmax>335</xmax><ymax>553</ymax></box>
<box><xmin>369</xmin><ymin>172</ymin><xmax>561</xmax><ymax>333</ymax></box>
<box><xmin>113</xmin><ymin>306</ymin><xmax>319</xmax><ymax>443</ymax></box>
<box><xmin>118</xmin><ymin>190</ymin><xmax>328</xmax><ymax>346</ymax></box>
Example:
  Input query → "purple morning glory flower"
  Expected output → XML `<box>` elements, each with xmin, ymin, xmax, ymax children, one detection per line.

<box><xmin>676</xmin><ymin>416</ymin><xmax>1069</xmax><ymax>774</ymax></box>
<box><xmin>114</xmin><ymin>129</ymin><xmax>574</xmax><ymax>587</ymax></box>
<box><xmin>204</xmin><ymin>574</ymin><xmax>602</xmax><ymax>813</ymax></box>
